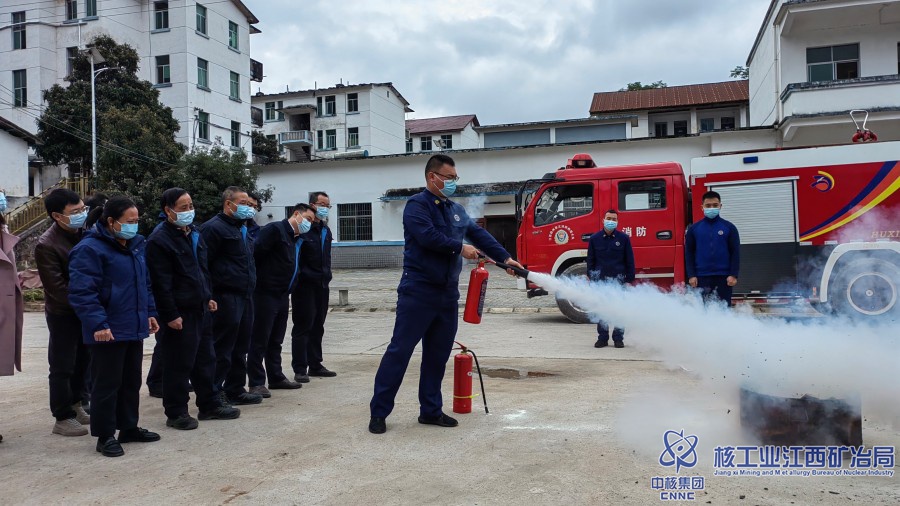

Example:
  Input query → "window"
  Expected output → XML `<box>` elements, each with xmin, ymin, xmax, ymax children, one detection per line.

<box><xmin>533</xmin><ymin>184</ymin><xmax>594</xmax><ymax>227</ymax></box>
<box><xmin>421</xmin><ymin>136</ymin><xmax>432</xmax><ymax>151</ymax></box>
<box><xmin>13</xmin><ymin>70</ymin><xmax>26</xmax><ymax>107</ymax></box>
<box><xmin>228</xmin><ymin>21</ymin><xmax>239</xmax><ymax>50</ymax></box>
<box><xmin>265</xmin><ymin>101</ymin><xmax>276</xmax><ymax>120</ymax></box>
<box><xmin>347</xmin><ymin>127</ymin><xmax>360</xmax><ymax>147</ymax></box>
<box><xmin>156</xmin><ymin>55</ymin><xmax>170</xmax><ymax>84</ymax></box>
<box><xmin>673</xmin><ymin>120</ymin><xmax>688</xmax><ymax>137</ymax></box>
<box><xmin>654</xmin><ymin>122</ymin><xmax>668</xmax><ymax>137</ymax></box>
<box><xmin>197</xmin><ymin>112</ymin><xmax>209</xmax><ymax>141</ymax></box>
<box><xmin>347</xmin><ymin>93</ymin><xmax>358</xmax><ymax>113</ymax></box>
<box><xmin>197</xmin><ymin>58</ymin><xmax>208</xmax><ymax>88</ymax></box>
<box><xmin>699</xmin><ymin>118</ymin><xmax>715</xmax><ymax>132</ymax></box>
<box><xmin>230</xmin><ymin>121</ymin><xmax>240</xmax><ymax>148</ymax></box>
<box><xmin>326</xmin><ymin>129</ymin><xmax>336</xmax><ymax>149</ymax></box>
<box><xmin>230</xmin><ymin>71</ymin><xmax>240</xmax><ymax>100</ymax></box>
<box><xmin>618</xmin><ymin>180</ymin><xmax>667</xmax><ymax>211</ymax></box>
<box><xmin>720</xmin><ymin>116</ymin><xmax>735</xmax><ymax>130</ymax></box>
<box><xmin>337</xmin><ymin>203</ymin><xmax>373</xmax><ymax>241</ymax></box>
<box><xmin>897</xmin><ymin>43</ymin><xmax>899</xmax><ymax>73</ymax></box>
<box><xmin>66</xmin><ymin>1</ymin><xmax>77</xmax><ymax>20</ymax></box>
<box><xmin>12</xmin><ymin>12</ymin><xmax>26</xmax><ymax>50</ymax></box>
<box><xmin>276</xmin><ymin>101</ymin><xmax>284</xmax><ymax>120</ymax></box>
<box><xmin>196</xmin><ymin>4</ymin><xmax>207</xmax><ymax>35</ymax></box>
<box><xmin>316</xmin><ymin>130</ymin><xmax>323</xmax><ymax>149</ymax></box>
<box><xmin>440</xmin><ymin>134</ymin><xmax>453</xmax><ymax>150</ymax></box>
<box><xmin>154</xmin><ymin>2</ymin><xmax>169</xmax><ymax>30</ymax></box>
<box><xmin>406</xmin><ymin>137</ymin><xmax>413</xmax><ymax>153</ymax></box>
<box><xmin>325</xmin><ymin>96</ymin><xmax>336</xmax><ymax>116</ymax></box>
<box><xmin>85</xmin><ymin>0</ymin><xmax>96</xmax><ymax>17</ymax></box>
<box><xmin>66</xmin><ymin>47</ymin><xmax>78</xmax><ymax>77</ymax></box>
<box><xmin>807</xmin><ymin>44</ymin><xmax>859</xmax><ymax>82</ymax></box>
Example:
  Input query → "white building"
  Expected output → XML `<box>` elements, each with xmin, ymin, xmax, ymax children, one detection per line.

<box><xmin>0</xmin><ymin>117</ymin><xmax>38</xmax><ymax>209</ymax></box>
<box><xmin>251</xmin><ymin>83</ymin><xmax>412</xmax><ymax>162</ymax></box>
<box><xmin>0</xmin><ymin>0</ymin><xmax>262</xmax><ymax>197</ymax></box>
<box><xmin>748</xmin><ymin>0</ymin><xmax>900</xmax><ymax>146</ymax></box>
<box><xmin>405</xmin><ymin>115</ymin><xmax>480</xmax><ymax>153</ymax></box>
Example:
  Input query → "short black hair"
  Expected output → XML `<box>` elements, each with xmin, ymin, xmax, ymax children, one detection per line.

<box><xmin>160</xmin><ymin>187</ymin><xmax>188</xmax><ymax>211</ymax></box>
<box><xmin>101</xmin><ymin>195</ymin><xmax>136</xmax><ymax>223</ymax></box>
<box><xmin>604</xmin><ymin>209</ymin><xmax>618</xmax><ymax>216</ymax></box>
<box><xmin>425</xmin><ymin>154</ymin><xmax>455</xmax><ymax>174</ymax></box>
<box><xmin>44</xmin><ymin>188</ymin><xmax>81</xmax><ymax>218</ymax></box>
<box><xmin>308</xmin><ymin>191</ymin><xmax>329</xmax><ymax>204</ymax></box>
<box><xmin>701</xmin><ymin>190</ymin><xmax>721</xmax><ymax>202</ymax></box>
<box><xmin>222</xmin><ymin>186</ymin><xmax>244</xmax><ymax>204</ymax></box>
<box><xmin>292</xmin><ymin>203</ymin><xmax>313</xmax><ymax>214</ymax></box>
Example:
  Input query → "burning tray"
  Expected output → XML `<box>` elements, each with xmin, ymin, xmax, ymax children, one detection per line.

<box><xmin>739</xmin><ymin>387</ymin><xmax>862</xmax><ymax>446</ymax></box>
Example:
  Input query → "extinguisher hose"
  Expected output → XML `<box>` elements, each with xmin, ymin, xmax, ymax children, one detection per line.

<box><xmin>468</xmin><ymin>349</ymin><xmax>490</xmax><ymax>414</ymax></box>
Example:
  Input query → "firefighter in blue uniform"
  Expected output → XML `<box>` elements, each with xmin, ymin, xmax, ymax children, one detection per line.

<box><xmin>368</xmin><ymin>154</ymin><xmax>524</xmax><ymax>434</ymax></box>
<box><xmin>685</xmin><ymin>190</ymin><xmax>740</xmax><ymax>306</ymax></box>
<box><xmin>586</xmin><ymin>209</ymin><xmax>635</xmax><ymax>348</ymax></box>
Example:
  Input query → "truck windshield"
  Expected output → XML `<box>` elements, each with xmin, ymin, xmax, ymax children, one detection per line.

<box><xmin>533</xmin><ymin>184</ymin><xmax>593</xmax><ymax>226</ymax></box>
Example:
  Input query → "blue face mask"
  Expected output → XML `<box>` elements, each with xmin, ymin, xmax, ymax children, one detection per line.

<box><xmin>299</xmin><ymin>217</ymin><xmax>312</xmax><ymax>234</ymax></box>
<box><xmin>65</xmin><ymin>210</ymin><xmax>88</xmax><ymax>230</ymax></box>
<box><xmin>0</xmin><ymin>192</ymin><xmax>7</xmax><ymax>213</ymax></box>
<box><xmin>115</xmin><ymin>222</ymin><xmax>138</xmax><ymax>240</ymax></box>
<box><xmin>604</xmin><ymin>220</ymin><xmax>617</xmax><ymax>231</ymax></box>
<box><xmin>316</xmin><ymin>207</ymin><xmax>329</xmax><ymax>220</ymax></box>
<box><xmin>703</xmin><ymin>207</ymin><xmax>720</xmax><ymax>219</ymax></box>
<box><xmin>233</xmin><ymin>203</ymin><xmax>256</xmax><ymax>220</ymax></box>
<box><xmin>172</xmin><ymin>210</ymin><xmax>195</xmax><ymax>227</ymax></box>
<box><xmin>440</xmin><ymin>179</ymin><xmax>457</xmax><ymax>197</ymax></box>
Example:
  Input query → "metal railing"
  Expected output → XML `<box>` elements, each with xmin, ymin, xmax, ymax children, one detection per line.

<box><xmin>6</xmin><ymin>177</ymin><xmax>90</xmax><ymax>235</ymax></box>
<box><xmin>279</xmin><ymin>130</ymin><xmax>314</xmax><ymax>144</ymax></box>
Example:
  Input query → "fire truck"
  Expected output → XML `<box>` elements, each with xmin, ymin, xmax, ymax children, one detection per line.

<box><xmin>514</xmin><ymin>141</ymin><xmax>900</xmax><ymax>323</ymax></box>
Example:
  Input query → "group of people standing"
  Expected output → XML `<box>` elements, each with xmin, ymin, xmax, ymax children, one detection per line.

<box><xmin>2</xmin><ymin>185</ymin><xmax>335</xmax><ymax>457</ymax></box>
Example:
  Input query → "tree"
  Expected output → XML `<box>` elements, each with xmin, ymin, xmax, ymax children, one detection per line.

<box><xmin>730</xmin><ymin>66</ymin><xmax>750</xmax><ymax>79</ymax></box>
<box><xmin>620</xmin><ymin>80</ymin><xmax>667</xmax><ymax>92</ymax></box>
<box><xmin>251</xmin><ymin>130</ymin><xmax>285</xmax><ymax>164</ymax></box>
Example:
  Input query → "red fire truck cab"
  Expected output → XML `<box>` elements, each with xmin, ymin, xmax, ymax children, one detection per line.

<box><xmin>515</xmin><ymin>142</ymin><xmax>900</xmax><ymax>323</ymax></box>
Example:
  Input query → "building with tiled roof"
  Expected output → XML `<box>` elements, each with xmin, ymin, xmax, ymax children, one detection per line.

<box><xmin>404</xmin><ymin>115</ymin><xmax>480</xmax><ymax>153</ymax></box>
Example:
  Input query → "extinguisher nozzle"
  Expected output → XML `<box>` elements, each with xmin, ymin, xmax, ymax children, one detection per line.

<box><xmin>491</xmin><ymin>261</ymin><xmax>530</xmax><ymax>279</ymax></box>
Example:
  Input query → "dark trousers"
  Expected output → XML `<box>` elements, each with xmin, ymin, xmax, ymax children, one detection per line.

<box><xmin>212</xmin><ymin>291</ymin><xmax>253</xmax><ymax>396</ymax></box>
<box><xmin>158</xmin><ymin>310</ymin><xmax>219</xmax><ymax>418</ymax></box>
<box><xmin>291</xmin><ymin>283</ymin><xmax>329</xmax><ymax>374</ymax></box>
<box><xmin>90</xmin><ymin>340</ymin><xmax>143</xmax><ymax>438</ymax></box>
<box><xmin>698</xmin><ymin>275</ymin><xmax>733</xmax><ymax>307</ymax></box>
<box><xmin>47</xmin><ymin>312</ymin><xmax>91</xmax><ymax>421</ymax></box>
<box><xmin>597</xmin><ymin>321</ymin><xmax>625</xmax><ymax>343</ymax></box>
<box><xmin>248</xmin><ymin>291</ymin><xmax>290</xmax><ymax>387</ymax></box>
<box><xmin>370</xmin><ymin>281</ymin><xmax>458</xmax><ymax>419</ymax></box>
<box><xmin>146</xmin><ymin>340</ymin><xmax>163</xmax><ymax>392</ymax></box>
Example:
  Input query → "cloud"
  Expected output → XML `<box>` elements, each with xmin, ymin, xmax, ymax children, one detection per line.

<box><xmin>246</xmin><ymin>0</ymin><xmax>770</xmax><ymax>123</ymax></box>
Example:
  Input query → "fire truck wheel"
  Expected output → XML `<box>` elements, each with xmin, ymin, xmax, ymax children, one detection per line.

<box><xmin>555</xmin><ymin>263</ymin><xmax>592</xmax><ymax>324</ymax></box>
<box><xmin>831</xmin><ymin>258</ymin><xmax>900</xmax><ymax>322</ymax></box>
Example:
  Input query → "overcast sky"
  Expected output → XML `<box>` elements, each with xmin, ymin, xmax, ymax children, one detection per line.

<box><xmin>246</xmin><ymin>0</ymin><xmax>770</xmax><ymax>125</ymax></box>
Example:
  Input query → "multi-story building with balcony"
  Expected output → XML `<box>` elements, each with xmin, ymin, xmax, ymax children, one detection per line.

<box><xmin>252</xmin><ymin>83</ymin><xmax>412</xmax><ymax>162</ymax></box>
<box><xmin>748</xmin><ymin>0</ymin><xmax>900</xmax><ymax>146</ymax></box>
<box><xmin>404</xmin><ymin>114</ymin><xmax>480</xmax><ymax>153</ymax></box>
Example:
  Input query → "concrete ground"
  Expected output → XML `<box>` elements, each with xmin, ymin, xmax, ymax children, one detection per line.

<box><xmin>1</xmin><ymin>305</ymin><xmax>896</xmax><ymax>506</ymax></box>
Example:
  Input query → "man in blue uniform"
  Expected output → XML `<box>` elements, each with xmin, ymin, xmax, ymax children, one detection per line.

<box><xmin>586</xmin><ymin>209</ymin><xmax>635</xmax><ymax>348</ymax></box>
<box><xmin>368</xmin><ymin>154</ymin><xmax>524</xmax><ymax>434</ymax></box>
<box><xmin>685</xmin><ymin>191</ymin><xmax>740</xmax><ymax>307</ymax></box>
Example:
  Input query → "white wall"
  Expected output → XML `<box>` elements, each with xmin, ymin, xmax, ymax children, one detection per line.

<box><xmin>368</xmin><ymin>86</ymin><xmax>407</xmax><ymax>155</ymax></box>
<box><xmin>0</xmin><ymin>133</ymin><xmax>30</xmax><ymax>198</ymax></box>
<box><xmin>748</xmin><ymin>8</ymin><xmax>780</xmax><ymax>127</ymax></box>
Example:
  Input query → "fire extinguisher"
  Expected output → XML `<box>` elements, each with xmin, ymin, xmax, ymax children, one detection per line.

<box><xmin>453</xmin><ymin>342</ymin><xmax>489</xmax><ymax>414</ymax></box>
<box><xmin>463</xmin><ymin>257</ymin><xmax>490</xmax><ymax>324</ymax></box>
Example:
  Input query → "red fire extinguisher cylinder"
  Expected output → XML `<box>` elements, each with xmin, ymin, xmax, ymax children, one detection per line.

<box><xmin>463</xmin><ymin>259</ymin><xmax>490</xmax><ymax>324</ymax></box>
<box><xmin>453</xmin><ymin>351</ymin><xmax>474</xmax><ymax>414</ymax></box>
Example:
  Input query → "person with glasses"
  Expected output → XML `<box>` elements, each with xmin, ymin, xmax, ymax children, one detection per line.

<box><xmin>291</xmin><ymin>192</ymin><xmax>336</xmax><ymax>383</ymax></box>
<box><xmin>369</xmin><ymin>154</ymin><xmax>525</xmax><ymax>434</ymax></box>
<box><xmin>69</xmin><ymin>196</ymin><xmax>161</xmax><ymax>457</ymax></box>
<box><xmin>35</xmin><ymin>188</ymin><xmax>92</xmax><ymax>437</ymax></box>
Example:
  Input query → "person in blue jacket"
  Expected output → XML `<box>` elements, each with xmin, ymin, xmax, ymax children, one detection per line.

<box><xmin>68</xmin><ymin>196</ymin><xmax>161</xmax><ymax>457</ymax></box>
<box><xmin>368</xmin><ymin>154</ymin><xmax>524</xmax><ymax>435</ymax></box>
<box><xmin>146</xmin><ymin>188</ymin><xmax>242</xmax><ymax>430</ymax></box>
<box><xmin>685</xmin><ymin>190</ymin><xmax>741</xmax><ymax>307</ymax></box>
<box><xmin>586</xmin><ymin>209</ymin><xmax>635</xmax><ymax>348</ymax></box>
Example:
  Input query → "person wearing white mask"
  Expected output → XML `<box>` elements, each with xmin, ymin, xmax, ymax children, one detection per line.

<box><xmin>247</xmin><ymin>203</ymin><xmax>316</xmax><ymax>397</ymax></box>
<box><xmin>586</xmin><ymin>209</ymin><xmax>635</xmax><ymax>349</ymax></box>
<box><xmin>35</xmin><ymin>189</ymin><xmax>92</xmax><ymax>436</ymax></box>
<box><xmin>685</xmin><ymin>191</ymin><xmax>740</xmax><ymax>307</ymax></box>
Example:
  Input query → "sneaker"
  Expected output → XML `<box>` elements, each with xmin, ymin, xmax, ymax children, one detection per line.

<box><xmin>369</xmin><ymin>417</ymin><xmax>386</xmax><ymax>434</ymax></box>
<box><xmin>294</xmin><ymin>373</ymin><xmax>310</xmax><ymax>384</ymax></box>
<box><xmin>226</xmin><ymin>392</ymin><xmax>263</xmax><ymax>405</ymax></box>
<box><xmin>198</xmin><ymin>405</ymin><xmax>241</xmax><ymax>421</ymax></box>
<box><xmin>217</xmin><ymin>391</ymin><xmax>233</xmax><ymax>407</ymax></box>
<box><xmin>594</xmin><ymin>340</ymin><xmax>608</xmax><ymax>348</ymax></box>
<box><xmin>308</xmin><ymin>366</ymin><xmax>337</xmax><ymax>377</ymax></box>
<box><xmin>96</xmin><ymin>436</ymin><xmax>124</xmax><ymax>457</ymax></box>
<box><xmin>117</xmin><ymin>427</ymin><xmax>161</xmax><ymax>443</ymax></box>
<box><xmin>165</xmin><ymin>414</ymin><xmax>199</xmax><ymax>431</ymax></box>
<box><xmin>52</xmin><ymin>418</ymin><xmax>88</xmax><ymax>437</ymax></box>
<box><xmin>268</xmin><ymin>379</ymin><xmax>302</xmax><ymax>390</ymax></box>
<box><xmin>72</xmin><ymin>404</ymin><xmax>91</xmax><ymax>425</ymax></box>
<box><xmin>614</xmin><ymin>342</ymin><xmax>625</xmax><ymax>348</ymax></box>
<box><xmin>249</xmin><ymin>385</ymin><xmax>272</xmax><ymax>398</ymax></box>
<box><xmin>417</xmin><ymin>413</ymin><xmax>458</xmax><ymax>428</ymax></box>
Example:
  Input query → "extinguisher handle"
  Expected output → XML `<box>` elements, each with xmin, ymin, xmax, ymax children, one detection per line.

<box><xmin>492</xmin><ymin>261</ymin><xmax>530</xmax><ymax>279</ymax></box>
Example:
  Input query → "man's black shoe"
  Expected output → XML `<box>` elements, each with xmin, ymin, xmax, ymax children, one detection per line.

<box><xmin>418</xmin><ymin>413</ymin><xmax>458</xmax><ymax>428</ymax></box>
<box><xmin>198</xmin><ymin>405</ymin><xmax>241</xmax><ymax>420</ymax></box>
<box><xmin>268</xmin><ymin>379</ymin><xmax>302</xmax><ymax>390</ymax></box>
<box><xmin>308</xmin><ymin>367</ymin><xmax>337</xmax><ymax>377</ymax></box>
<box><xmin>294</xmin><ymin>373</ymin><xmax>310</xmax><ymax>384</ymax></box>
<box><xmin>96</xmin><ymin>436</ymin><xmax>124</xmax><ymax>457</ymax></box>
<box><xmin>117</xmin><ymin>427</ymin><xmax>161</xmax><ymax>443</ymax></box>
<box><xmin>227</xmin><ymin>392</ymin><xmax>263</xmax><ymax>405</ymax></box>
<box><xmin>594</xmin><ymin>340</ymin><xmax>608</xmax><ymax>348</ymax></box>
<box><xmin>614</xmin><ymin>341</ymin><xmax>625</xmax><ymax>348</ymax></box>
<box><xmin>217</xmin><ymin>391</ymin><xmax>233</xmax><ymax>407</ymax></box>
<box><xmin>369</xmin><ymin>417</ymin><xmax>386</xmax><ymax>434</ymax></box>
<box><xmin>166</xmin><ymin>414</ymin><xmax>199</xmax><ymax>431</ymax></box>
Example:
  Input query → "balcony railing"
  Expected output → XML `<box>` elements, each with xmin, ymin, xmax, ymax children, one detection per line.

<box><xmin>6</xmin><ymin>177</ymin><xmax>90</xmax><ymax>235</ymax></box>
<box><xmin>780</xmin><ymin>75</ymin><xmax>900</xmax><ymax>118</ymax></box>
<box><xmin>279</xmin><ymin>130</ymin><xmax>314</xmax><ymax>146</ymax></box>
